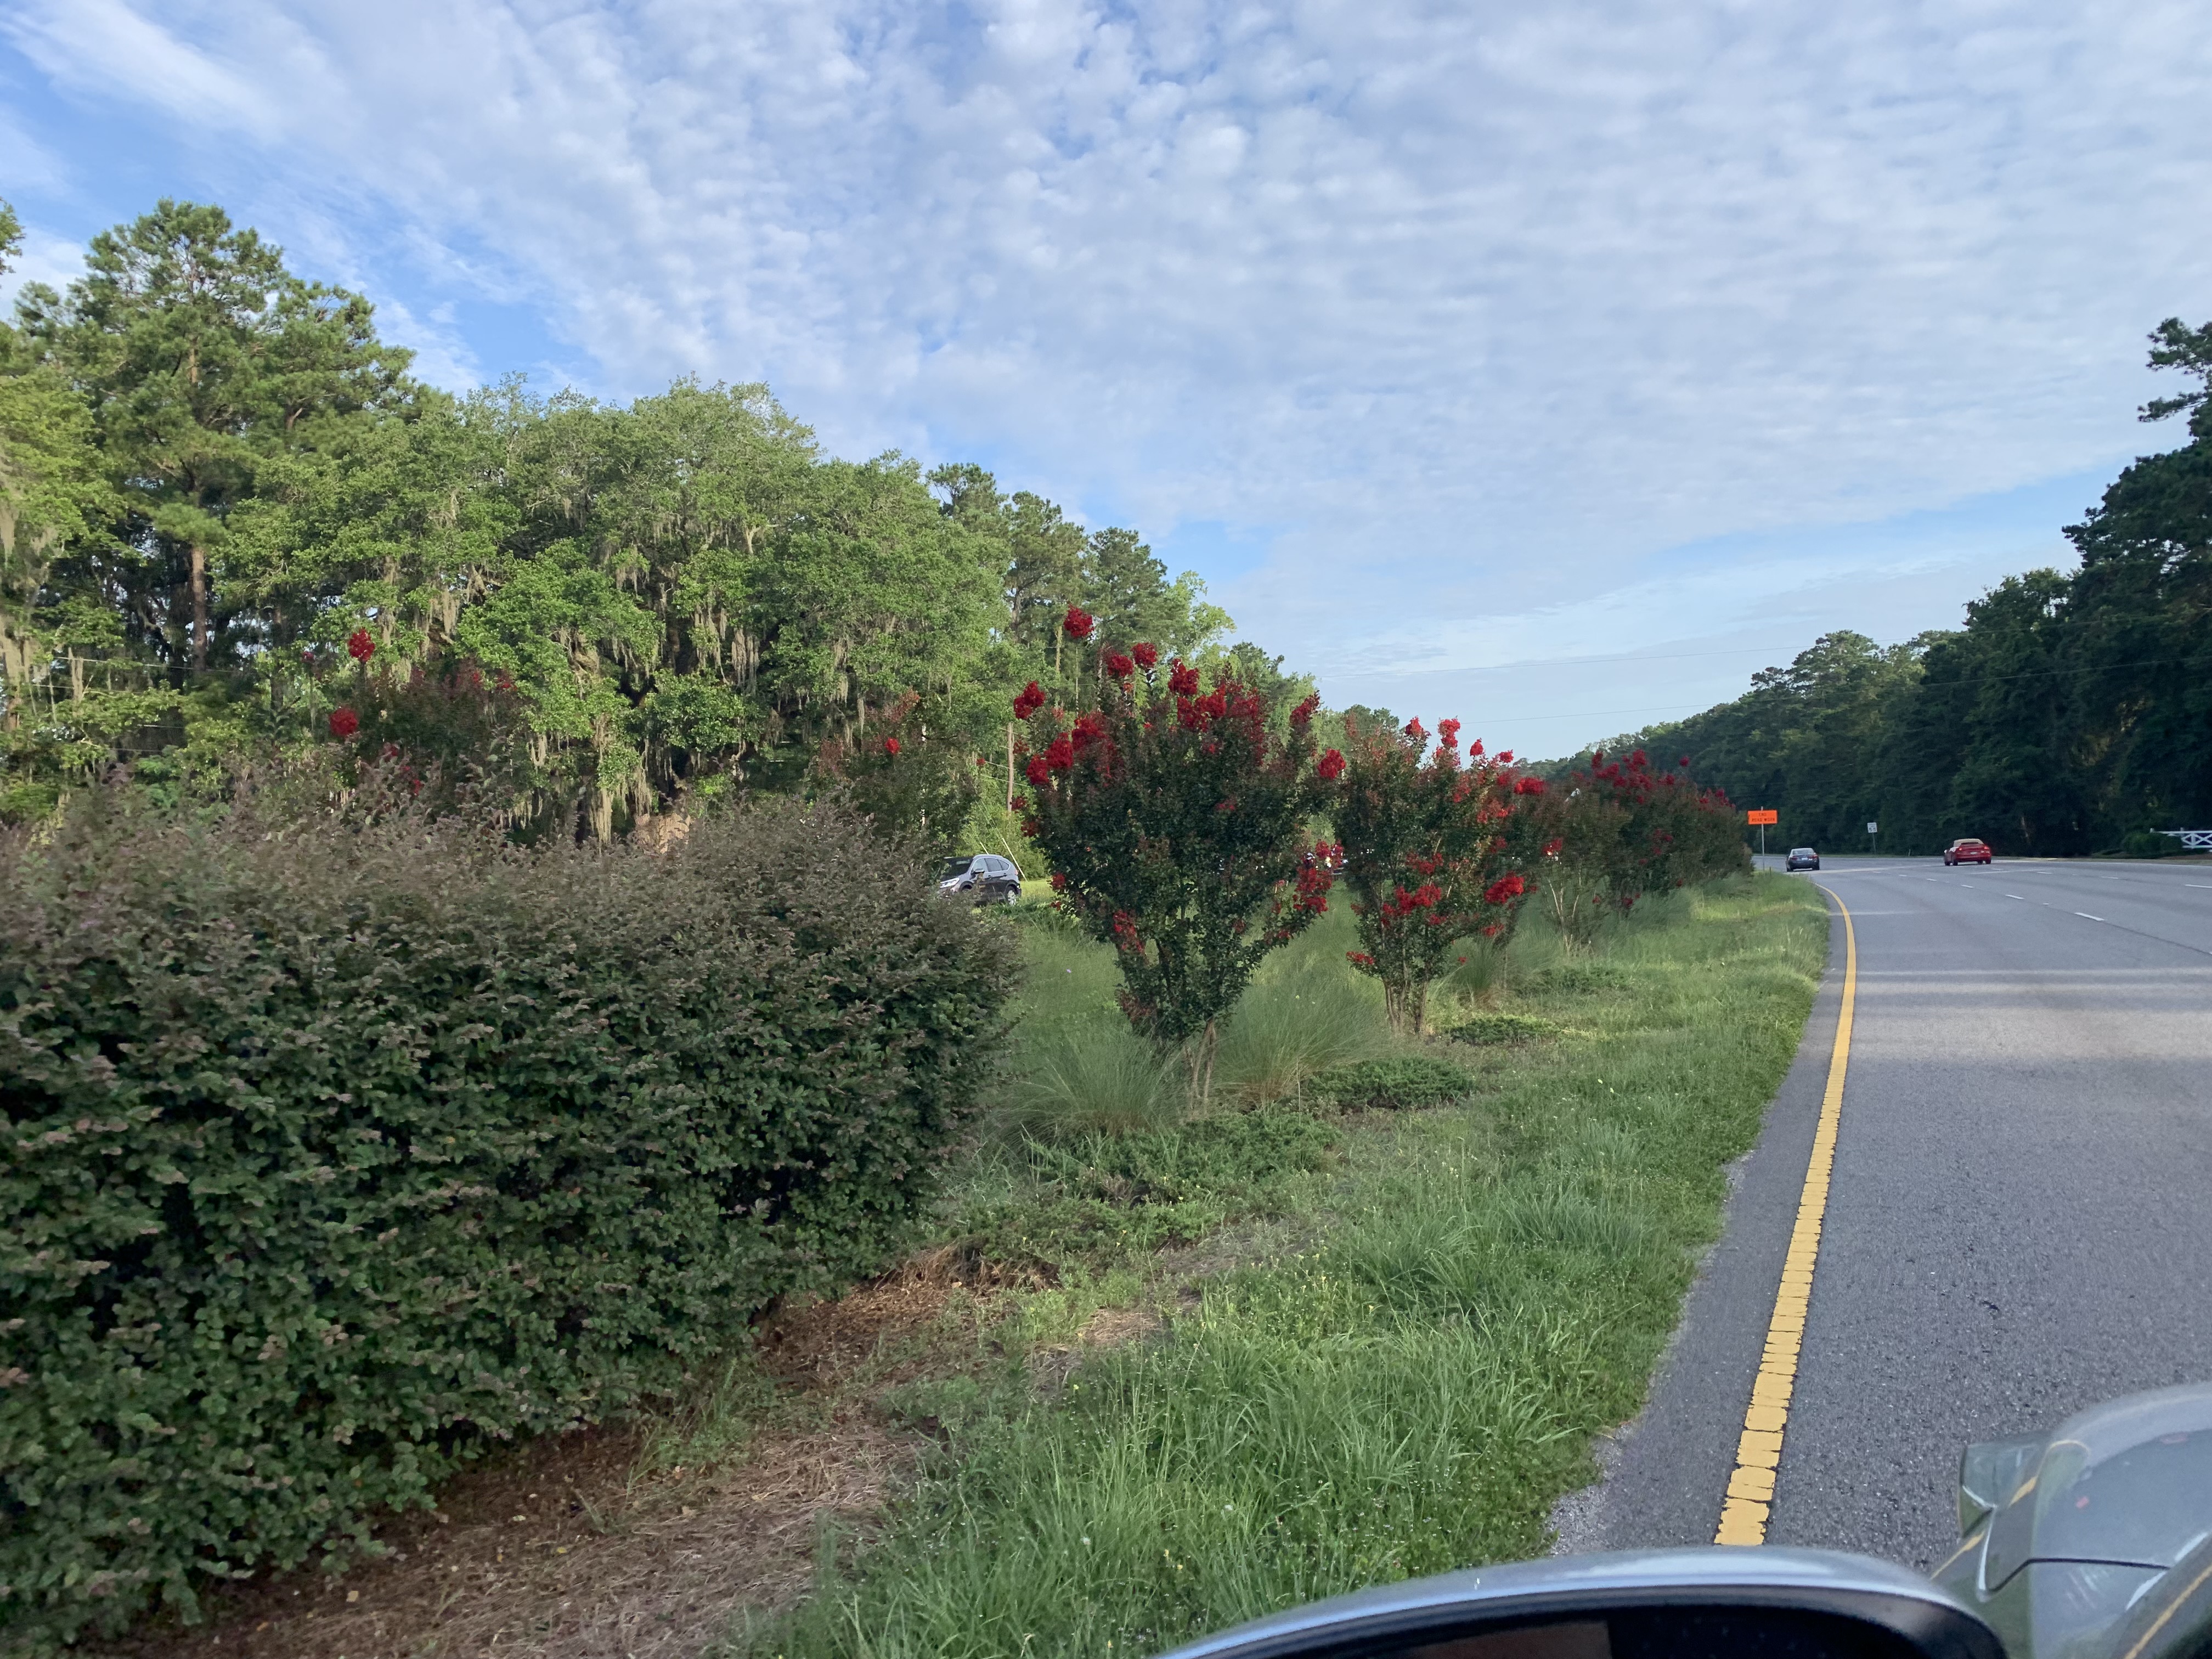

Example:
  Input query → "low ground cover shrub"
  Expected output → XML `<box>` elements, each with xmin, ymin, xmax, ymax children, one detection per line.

<box><xmin>0</xmin><ymin>790</ymin><xmax>1014</xmax><ymax>1645</ymax></box>
<box><xmin>1304</xmin><ymin>1055</ymin><xmax>1476</xmax><ymax>1111</ymax></box>
<box><xmin>1447</xmin><ymin>1012</ymin><xmax>1566</xmax><ymax>1046</ymax></box>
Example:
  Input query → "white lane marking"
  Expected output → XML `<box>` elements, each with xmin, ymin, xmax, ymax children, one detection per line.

<box><xmin>2006</xmin><ymin>894</ymin><xmax>2027</xmax><ymax>899</ymax></box>
<box><xmin>2190</xmin><ymin>884</ymin><xmax>2212</xmax><ymax>890</ymax></box>
<box><xmin>2076</xmin><ymin>912</ymin><xmax>2104</xmax><ymax>922</ymax></box>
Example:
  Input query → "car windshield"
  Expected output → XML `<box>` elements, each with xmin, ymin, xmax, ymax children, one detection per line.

<box><xmin>940</xmin><ymin>856</ymin><xmax>977</xmax><ymax>881</ymax></box>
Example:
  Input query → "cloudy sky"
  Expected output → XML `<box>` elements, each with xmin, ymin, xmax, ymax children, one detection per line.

<box><xmin>4</xmin><ymin>0</ymin><xmax>2207</xmax><ymax>755</ymax></box>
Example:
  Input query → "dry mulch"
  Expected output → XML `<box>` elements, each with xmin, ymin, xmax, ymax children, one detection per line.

<box><xmin>88</xmin><ymin>1273</ymin><xmax>980</xmax><ymax>1659</ymax></box>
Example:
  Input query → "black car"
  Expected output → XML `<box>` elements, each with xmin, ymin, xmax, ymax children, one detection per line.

<box><xmin>1785</xmin><ymin>847</ymin><xmax>1820</xmax><ymax>871</ymax></box>
<box><xmin>938</xmin><ymin>853</ymin><xmax>1023</xmax><ymax>904</ymax></box>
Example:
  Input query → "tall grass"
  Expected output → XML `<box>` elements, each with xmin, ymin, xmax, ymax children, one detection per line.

<box><xmin>747</xmin><ymin>873</ymin><xmax>1827</xmax><ymax>1659</ymax></box>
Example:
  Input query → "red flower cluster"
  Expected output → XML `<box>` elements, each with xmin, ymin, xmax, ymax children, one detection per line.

<box><xmin>883</xmin><ymin>736</ymin><xmax>901</xmax><ymax>756</ymax></box>
<box><xmin>1437</xmin><ymin>718</ymin><xmax>1461</xmax><ymax>748</ymax></box>
<box><xmin>347</xmin><ymin>629</ymin><xmax>375</xmax><ymax>664</ymax></box>
<box><xmin>1403</xmin><ymin>717</ymin><xmax>1426</xmax><ymax>742</ymax></box>
<box><xmin>1513</xmin><ymin>775</ymin><xmax>1546</xmax><ymax>795</ymax></box>
<box><xmin>329</xmin><ymin>707</ymin><xmax>360</xmax><ymax>739</ymax></box>
<box><xmin>1316</xmin><ymin>748</ymin><xmax>1346</xmax><ymax>781</ymax></box>
<box><xmin>1166</xmin><ymin>661</ymin><xmax>1200</xmax><ymax>696</ymax></box>
<box><xmin>1043</xmin><ymin>734</ymin><xmax>1076</xmax><ymax>772</ymax></box>
<box><xmin>1484</xmin><ymin>873</ymin><xmax>1526</xmax><ymax>904</ymax></box>
<box><xmin>1131</xmin><ymin>641</ymin><xmax>1159</xmax><ymax>670</ymax></box>
<box><xmin>1104</xmin><ymin>652</ymin><xmax>1136</xmax><ymax>680</ymax></box>
<box><xmin>1025</xmin><ymin>754</ymin><xmax>1051</xmax><ymax>785</ymax></box>
<box><xmin>1064</xmin><ymin>605</ymin><xmax>1095</xmax><ymax>641</ymax></box>
<box><xmin>1013</xmin><ymin>680</ymin><xmax>1047</xmax><ymax>720</ymax></box>
<box><xmin>1290</xmin><ymin>692</ymin><xmax>1320</xmax><ymax>729</ymax></box>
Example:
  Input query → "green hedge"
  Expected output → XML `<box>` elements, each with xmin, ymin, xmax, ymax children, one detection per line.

<box><xmin>0</xmin><ymin>793</ymin><xmax>1014</xmax><ymax>1645</ymax></box>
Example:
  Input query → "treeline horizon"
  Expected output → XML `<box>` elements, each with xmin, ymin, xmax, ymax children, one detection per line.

<box><xmin>0</xmin><ymin>196</ymin><xmax>1301</xmax><ymax>846</ymax></box>
<box><xmin>1580</xmin><ymin>319</ymin><xmax>2210</xmax><ymax>859</ymax></box>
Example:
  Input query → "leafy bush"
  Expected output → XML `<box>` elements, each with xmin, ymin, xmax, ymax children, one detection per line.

<box><xmin>0</xmin><ymin>789</ymin><xmax>1014</xmax><ymax>1645</ymax></box>
<box><xmin>1305</xmin><ymin>1056</ymin><xmax>1476</xmax><ymax>1112</ymax></box>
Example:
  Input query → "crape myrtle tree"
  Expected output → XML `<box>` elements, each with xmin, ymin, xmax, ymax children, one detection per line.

<box><xmin>1017</xmin><ymin>608</ymin><xmax>1339</xmax><ymax>1099</ymax></box>
<box><xmin>1521</xmin><ymin>748</ymin><xmax>1748</xmax><ymax>944</ymax></box>
<box><xmin>1333</xmin><ymin>712</ymin><xmax>1543</xmax><ymax>1034</ymax></box>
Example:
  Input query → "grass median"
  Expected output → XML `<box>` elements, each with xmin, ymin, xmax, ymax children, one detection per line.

<box><xmin>743</xmin><ymin>872</ymin><xmax>1829</xmax><ymax>1659</ymax></box>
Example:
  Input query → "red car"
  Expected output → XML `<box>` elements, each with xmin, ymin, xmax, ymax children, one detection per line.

<box><xmin>1944</xmin><ymin>838</ymin><xmax>1993</xmax><ymax>866</ymax></box>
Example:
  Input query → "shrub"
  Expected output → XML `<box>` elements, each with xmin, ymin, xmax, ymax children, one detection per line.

<box><xmin>1015</xmin><ymin>629</ymin><xmax>1337</xmax><ymax>1096</ymax></box>
<box><xmin>1305</xmin><ymin>1056</ymin><xmax>1476</xmax><ymax>1112</ymax></box>
<box><xmin>1332</xmin><ymin>715</ymin><xmax>1534</xmax><ymax>1034</ymax></box>
<box><xmin>1447</xmin><ymin>1012</ymin><xmax>1565</xmax><ymax>1046</ymax></box>
<box><xmin>0</xmin><ymin>788</ymin><xmax>1014</xmax><ymax>1645</ymax></box>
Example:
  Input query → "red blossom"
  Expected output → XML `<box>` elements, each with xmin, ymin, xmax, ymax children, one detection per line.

<box><xmin>1168</xmin><ymin>661</ymin><xmax>1201</xmax><ymax>696</ymax></box>
<box><xmin>347</xmin><ymin>629</ymin><xmax>375</xmax><ymax>664</ymax></box>
<box><xmin>1485</xmin><ymin>873</ymin><xmax>1527</xmax><ymax>905</ymax></box>
<box><xmin>1104</xmin><ymin>652</ymin><xmax>1136</xmax><ymax>680</ymax></box>
<box><xmin>1347</xmin><ymin>951</ymin><xmax>1375</xmax><ymax>968</ymax></box>
<box><xmin>1513</xmin><ymin>775</ymin><xmax>1546</xmax><ymax>795</ymax></box>
<box><xmin>1132</xmin><ymin>641</ymin><xmax>1159</xmax><ymax>670</ymax></box>
<box><xmin>1025</xmin><ymin>754</ymin><xmax>1052</xmax><ymax>786</ymax></box>
<box><xmin>1063</xmin><ymin>605</ymin><xmax>1095</xmax><ymax>641</ymax></box>
<box><xmin>329</xmin><ymin>707</ymin><xmax>360</xmax><ymax>739</ymax></box>
<box><xmin>1403</xmin><ymin>717</ymin><xmax>1426</xmax><ymax>742</ymax></box>
<box><xmin>1290</xmin><ymin>692</ymin><xmax>1320</xmax><ymax>729</ymax></box>
<box><xmin>882</xmin><ymin>736</ymin><xmax>901</xmax><ymax>755</ymax></box>
<box><xmin>1316</xmin><ymin>748</ymin><xmax>1346</xmax><ymax>781</ymax></box>
<box><xmin>1543</xmin><ymin>837</ymin><xmax>1564</xmax><ymax>857</ymax></box>
<box><xmin>1013</xmin><ymin>681</ymin><xmax>1047</xmax><ymax>720</ymax></box>
<box><xmin>1497</xmin><ymin>749</ymin><xmax>1513</xmax><ymax>764</ymax></box>
<box><xmin>1437</xmin><ymin>718</ymin><xmax>1460</xmax><ymax>748</ymax></box>
<box><xmin>1050</xmin><ymin>871</ymin><xmax>1068</xmax><ymax>891</ymax></box>
<box><xmin>1044</xmin><ymin>735</ymin><xmax>1076</xmax><ymax>772</ymax></box>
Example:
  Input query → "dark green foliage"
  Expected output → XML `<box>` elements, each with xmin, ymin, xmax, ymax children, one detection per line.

<box><xmin>1305</xmin><ymin>1056</ymin><xmax>1475</xmax><ymax>1111</ymax></box>
<box><xmin>958</xmin><ymin>1114</ymin><xmax>1339</xmax><ymax>1274</ymax></box>
<box><xmin>1447</xmin><ymin>1012</ymin><xmax>1565</xmax><ymax>1046</ymax></box>
<box><xmin>1615</xmin><ymin>319</ymin><xmax>2212</xmax><ymax>856</ymax></box>
<box><xmin>0</xmin><ymin>791</ymin><xmax>1014</xmax><ymax>1644</ymax></box>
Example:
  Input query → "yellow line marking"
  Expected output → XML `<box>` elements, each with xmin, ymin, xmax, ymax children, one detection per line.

<box><xmin>1714</xmin><ymin>884</ymin><xmax>1856</xmax><ymax>1546</ymax></box>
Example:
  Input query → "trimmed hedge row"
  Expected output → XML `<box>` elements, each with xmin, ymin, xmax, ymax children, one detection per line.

<box><xmin>0</xmin><ymin>793</ymin><xmax>1015</xmax><ymax>1644</ymax></box>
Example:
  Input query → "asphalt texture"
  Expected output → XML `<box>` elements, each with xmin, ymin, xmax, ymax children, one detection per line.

<box><xmin>1559</xmin><ymin>856</ymin><xmax>2212</xmax><ymax>1572</ymax></box>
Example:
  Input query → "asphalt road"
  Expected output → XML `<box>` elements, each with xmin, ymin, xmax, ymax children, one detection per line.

<box><xmin>1558</xmin><ymin>855</ymin><xmax>2212</xmax><ymax>1572</ymax></box>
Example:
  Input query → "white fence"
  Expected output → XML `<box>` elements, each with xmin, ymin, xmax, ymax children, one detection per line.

<box><xmin>2155</xmin><ymin>830</ymin><xmax>2212</xmax><ymax>851</ymax></box>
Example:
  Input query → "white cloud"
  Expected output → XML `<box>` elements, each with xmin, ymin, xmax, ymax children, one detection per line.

<box><xmin>8</xmin><ymin>0</ymin><xmax>2209</xmax><ymax>747</ymax></box>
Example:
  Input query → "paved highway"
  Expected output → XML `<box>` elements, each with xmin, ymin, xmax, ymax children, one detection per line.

<box><xmin>1557</xmin><ymin>855</ymin><xmax>2212</xmax><ymax>1571</ymax></box>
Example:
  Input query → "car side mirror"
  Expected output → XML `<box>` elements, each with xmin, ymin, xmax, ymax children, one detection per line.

<box><xmin>1156</xmin><ymin>1550</ymin><xmax>2000</xmax><ymax>1659</ymax></box>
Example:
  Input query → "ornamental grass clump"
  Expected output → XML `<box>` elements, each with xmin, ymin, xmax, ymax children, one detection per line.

<box><xmin>1015</xmin><ymin>612</ymin><xmax>1340</xmax><ymax>1100</ymax></box>
<box><xmin>0</xmin><ymin>786</ymin><xmax>1014</xmax><ymax>1648</ymax></box>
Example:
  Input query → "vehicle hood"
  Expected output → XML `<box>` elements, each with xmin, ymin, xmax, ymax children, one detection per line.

<box><xmin>1969</xmin><ymin>1384</ymin><xmax>2212</xmax><ymax>1581</ymax></box>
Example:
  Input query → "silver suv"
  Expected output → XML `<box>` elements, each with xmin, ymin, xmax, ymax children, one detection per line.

<box><xmin>938</xmin><ymin>853</ymin><xmax>1023</xmax><ymax>904</ymax></box>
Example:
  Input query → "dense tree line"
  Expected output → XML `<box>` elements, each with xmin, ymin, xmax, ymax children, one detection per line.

<box><xmin>0</xmin><ymin>200</ymin><xmax>1243</xmax><ymax>843</ymax></box>
<box><xmin>1600</xmin><ymin>320</ymin><xmax>2212</xmax><ymax>857</ymax></box>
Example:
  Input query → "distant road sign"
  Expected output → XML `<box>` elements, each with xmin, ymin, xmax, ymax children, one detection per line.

<box><xmin>1867</xmin><ymin>821</ymin><xmax>1879</xmax><ymax>835</ymax></box>
<box><xmin>1747</xmin><ymin>809</ymin><xmax>1778</xmax><ymax>825</ymax></box>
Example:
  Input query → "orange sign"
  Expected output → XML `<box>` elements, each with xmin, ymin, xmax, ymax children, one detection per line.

<box><xmin>1746</xmin><ymin>809</ymin><xmax>1779</xmax><ymax>826</ymax></box>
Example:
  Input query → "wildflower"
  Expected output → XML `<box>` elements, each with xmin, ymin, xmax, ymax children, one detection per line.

<box><xmin>1063</xmin><ymin>605</ymin><xmax>1095</xmax><ymax>641</ymax></box>
<box><xmin>329</xmin><ymin>707</ymin><xmax>360</xmax><ymax>739</ymax></box>
<box><xmin>1132</xmin><ymin>641</ymin><xmax>1159</xmax><ymax>670</ymax></box>
<box><xmin>1013</xmin><ymin>681</ymin><xmax>1047</xmax><ymax>720</ymax></box>
<box><xmin>883</xmin><ymin>736</ymin><xmax>901</xmax><ymax>755</ymax></box>
<box><xmin>1317</xmin><ymin>748</ymin><xmax>1346</xmax><ymax>781</ymax></box>
<box><xmin>347</xmin><ymin>629</ymin><xmax>375</xmax><ymax>664</ymax></box>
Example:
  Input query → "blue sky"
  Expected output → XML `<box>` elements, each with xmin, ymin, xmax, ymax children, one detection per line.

<box><xmin>5</xmin><ymin>0</ymin><xmax>2207</xmax><ymax>757</ymax></box>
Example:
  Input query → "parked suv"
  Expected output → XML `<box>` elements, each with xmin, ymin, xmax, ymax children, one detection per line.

<box><xmin>1944</xmin><ymin>838</ymin><xmax>1993</xmax><ymax>866</ymax></box>
<box><xmin>939</xmin><ymin>853</ymin><xmax>1023</xmax><ymax>903</ymax></box>
<box><xmin>1785</xmin><ymin>847</ymin><xmax>1820</xmax><ymax>871</ymax></box>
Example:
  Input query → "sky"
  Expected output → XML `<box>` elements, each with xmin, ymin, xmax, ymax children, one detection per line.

<box><xmin>4</xmin><ymin>0</ymin><xmax>2207</xmax><ymax>758</ymax></box>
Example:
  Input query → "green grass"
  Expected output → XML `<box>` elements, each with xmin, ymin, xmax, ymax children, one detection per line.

<box><xmin>742</xmin><ymin>873</ymin><xmax>1827</xmax><ymax>1659</ymax></box>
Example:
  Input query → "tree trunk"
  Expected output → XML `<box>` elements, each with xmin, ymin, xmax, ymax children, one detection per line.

<box><xmin>189</xmin><ymin>544</ymin><xmax>210</xmax><ymax>673</ymax></box>
<box><xmin>1186</xmin><ymin>1019</ymin><xmax>1219</xmax><ymax>1109</ymax></box>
